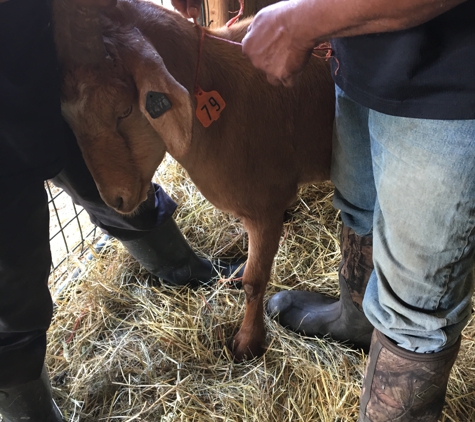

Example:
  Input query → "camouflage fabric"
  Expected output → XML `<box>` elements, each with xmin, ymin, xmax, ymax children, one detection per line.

<box><xmin>339</xmin><ymin>225</ymin><xmax>373</xmax><ymax>311</ymax></box>
<box><xmin>359</xmin><ymin>330</ymin><xmax>461</xmax><ymax>422</ymax></box>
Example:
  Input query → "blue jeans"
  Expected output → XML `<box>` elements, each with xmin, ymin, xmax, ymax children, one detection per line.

<box><xmin>331</xmin><ymin>85</ymin><xmax>475</xmax><ymax>353</ymax></box>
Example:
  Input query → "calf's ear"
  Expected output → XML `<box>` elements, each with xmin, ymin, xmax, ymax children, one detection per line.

<box><xmin>123</xmin><ymin>35</ymin><xmax>193</xmax><ymax>158</ymax></box>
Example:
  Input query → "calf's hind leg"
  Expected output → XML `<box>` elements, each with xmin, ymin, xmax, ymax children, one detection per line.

<box><xmin>231</xmin><ymin>215</ymin><xmax>284</xmax><ymax>361</ymax></box>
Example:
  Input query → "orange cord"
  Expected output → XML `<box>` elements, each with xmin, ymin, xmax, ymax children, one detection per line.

<box><xmin>226</xmin><ymin>0</ymin><xmax>245</xmax><ymax>27</ymax></box>
<box><xmin>65</xmin><ymin>310</ymin><xmax>87</xmax><ymax>344</ymax></box>
<box><xmin>312</xmin><ymin>41</ymin><xmax>340</xmax><ymax>74</ymax></box>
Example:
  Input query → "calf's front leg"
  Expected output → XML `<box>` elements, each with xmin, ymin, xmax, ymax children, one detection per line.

<box><xmin>231</xmin><ymin>215</ymin><xmax>284</xmax><ymax>361</ymax></box>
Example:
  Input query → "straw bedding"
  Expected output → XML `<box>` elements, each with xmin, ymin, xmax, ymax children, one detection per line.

<box><xmin>46</xmin><ymin>156</ymin><xmax>475</xmax><ymax>421</ymax></box>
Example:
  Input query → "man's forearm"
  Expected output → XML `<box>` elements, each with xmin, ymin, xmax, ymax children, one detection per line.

<box><xmin>242</xmin><ymin>0</ymin><xmax>467</xmax><ymax>85</ymax></box>
<box><xmin>292</xmin><ymin>0</ymin><xmax>467</xmax><ymax>44</ymax></box>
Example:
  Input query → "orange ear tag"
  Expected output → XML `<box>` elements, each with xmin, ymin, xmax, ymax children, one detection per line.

<box><xmin>195</xmin><ymin>86</ymin><xmax>226</xmax><ymax>128</ymax></box>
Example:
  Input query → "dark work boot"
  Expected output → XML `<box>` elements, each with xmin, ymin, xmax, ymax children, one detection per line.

<box><xmin>267</xmin><ymin>225</ymin><xmax>374</xmax><ymax>351</ymax></box>
<box><xmin>122</xmin><ymin>216</ymin><xmax>245</xmax><ymax>287</ymax></box>
<box><xmin>0</xmin><ymin>366</ymin><xmax>64</xmax><ymax>422</ymax></box>
<box><xmin>359</xmin><ymin>330</ymin><xmax>461</xmax><ymax>422</ymax></box>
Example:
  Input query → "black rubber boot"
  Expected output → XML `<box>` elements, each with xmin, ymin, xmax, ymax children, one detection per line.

<box><xmin>267</xmin><ymin>225</ymin><xmax>374</xmax><ymax>351</ymax></box>
<box><xmin>359</xmin><ymin>330</ymin><xmax>461</xmax><ymax>422</ymax></box>
<box><xmin>122</xmin><ymin>216</ymin><xmax>245</xmax><ymax>287</ymax></box>
<box><xmin>0</xmin><ymin>366</ymin><xmax>64</xmax><ymax>422</ymax></box>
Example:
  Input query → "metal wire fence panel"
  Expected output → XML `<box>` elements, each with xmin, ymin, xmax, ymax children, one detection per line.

<box><xmin>46</xmin><ymin>181</ymin><xmax>100</xmax><ymax>283</ymax></box>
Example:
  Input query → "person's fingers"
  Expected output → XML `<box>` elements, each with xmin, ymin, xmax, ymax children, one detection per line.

<box><xmin>171</xmin><ymin>0</ymin><xmax>187</xmax><ymax>16</ymax></box>
<box><xmin>280</xmin><ymin>75</ymin><xmax>295</xmax><ymax>88</ymax></box>
<box><xmin>266</xmin><ymin>74</ymin><xmax>282</xmax><ymax>86</ymax></box>
<box><xmin>266</xmin><ymin>73</ymin><xmax>296</xmax><ymax>88</ymax></box>
<box><xmin>186</xmin><ymin>0</ymin><xmax>202</xmax><ymax>20</ymax></box>
<box><xmin>171</xmin><ymin>0</ymin><xmax>202</xmax><ymax>19</ymax></box>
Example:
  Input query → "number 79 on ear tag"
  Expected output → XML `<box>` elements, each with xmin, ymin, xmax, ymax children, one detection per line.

<box><xmin>195</xmin><ymin>87</ymin><xmax>226</xmax><ymax>128</ymax></box>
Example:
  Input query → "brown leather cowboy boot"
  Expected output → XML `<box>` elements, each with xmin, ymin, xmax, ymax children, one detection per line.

<box><xmin>267</xmin><ymin>224</ymin><xmax>374</xmax><ymax>351</ymax></box>
<box><xmin>359</xmin><ymin>330</ymin><xmax>461</xmax><ymax>422</ymax></box>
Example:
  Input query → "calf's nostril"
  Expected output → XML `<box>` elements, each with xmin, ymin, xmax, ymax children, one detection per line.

<box><xmin>114</xmin><ymin>196</ymin><xmax>124</xmax><ymax>211</ymax></box>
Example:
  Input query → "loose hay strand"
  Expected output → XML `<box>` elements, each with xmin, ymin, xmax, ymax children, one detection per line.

<box><xmin>46</xmin><ymin>156</ymin><xmax>475</xmax><ymax>421</ymax></box>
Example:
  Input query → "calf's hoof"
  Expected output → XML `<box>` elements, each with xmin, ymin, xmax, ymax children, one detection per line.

<box><xmin>229</xmin><ymin>330</ymin><xmax>266</xmax><ymax>362</ymax></box>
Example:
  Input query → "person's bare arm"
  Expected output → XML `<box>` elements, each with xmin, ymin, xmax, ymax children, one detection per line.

<box><xmin>295</xmin><ymin>0</ymin><xmax>466</xmax><ymax>40</ymax></box>
<box><xmin>242</xmin><ymin>0</ymin><xmax>467</xmax><ymax>86</ymax></box>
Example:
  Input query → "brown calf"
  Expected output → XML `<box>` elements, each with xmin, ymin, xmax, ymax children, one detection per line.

<box><xmin>53</xmin><ymin>0</ymin><xmax>335</xmax><ymax>361</ymax></box>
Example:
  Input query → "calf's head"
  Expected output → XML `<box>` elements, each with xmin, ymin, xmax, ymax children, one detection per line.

<box><xmin>58</xmin><ymin>7</ymin><xmax>193</xmax><ymax>214</ymax></box>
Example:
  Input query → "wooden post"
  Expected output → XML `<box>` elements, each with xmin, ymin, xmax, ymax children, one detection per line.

<box><xmin>208</xmin><ymin>0</ymin><xmax>228</xmax><ymax>28</ymax></box>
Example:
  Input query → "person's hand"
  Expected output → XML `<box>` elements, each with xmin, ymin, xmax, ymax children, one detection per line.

<box><xmin>73</xmin><ymin>0</ymin><xmax>117</xmax><ymax>8</ymax></box>
<box><xmin>242</xmin><ymin>2</ymin><xmax>316</xmax><ymax>87</ymax></box>
<box><xmin>171</xmin><ymin>0</ymin><xmax>202</xmax><ymax>20</ymax></box>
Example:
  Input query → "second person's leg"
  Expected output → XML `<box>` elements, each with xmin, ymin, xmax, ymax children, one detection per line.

<box><xmin>51</xmin><ymin>123</ymin><xmax>244</xmax><ymax>287</ymax></box>
<box><xmin>267</xmin><ymin>86</ymin><xmax>376</xmax><ymax>350</ymax></box>
<box><xmin>359</xmin><ymin>112</ymin><xmax>475</xmax><ymax>421</ymax></box>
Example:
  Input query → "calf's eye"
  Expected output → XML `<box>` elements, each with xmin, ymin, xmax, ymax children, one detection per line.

<box><xmin>118</xmin><ymin>105</ymin><xmax>133</xmax><ymax>119</ymax></box>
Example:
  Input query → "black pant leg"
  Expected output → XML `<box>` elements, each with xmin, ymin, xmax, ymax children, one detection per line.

<box><xmin>0</xmin><ymin>180</ymin><xmax>52</xmax><ymax>388</ymax></box>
